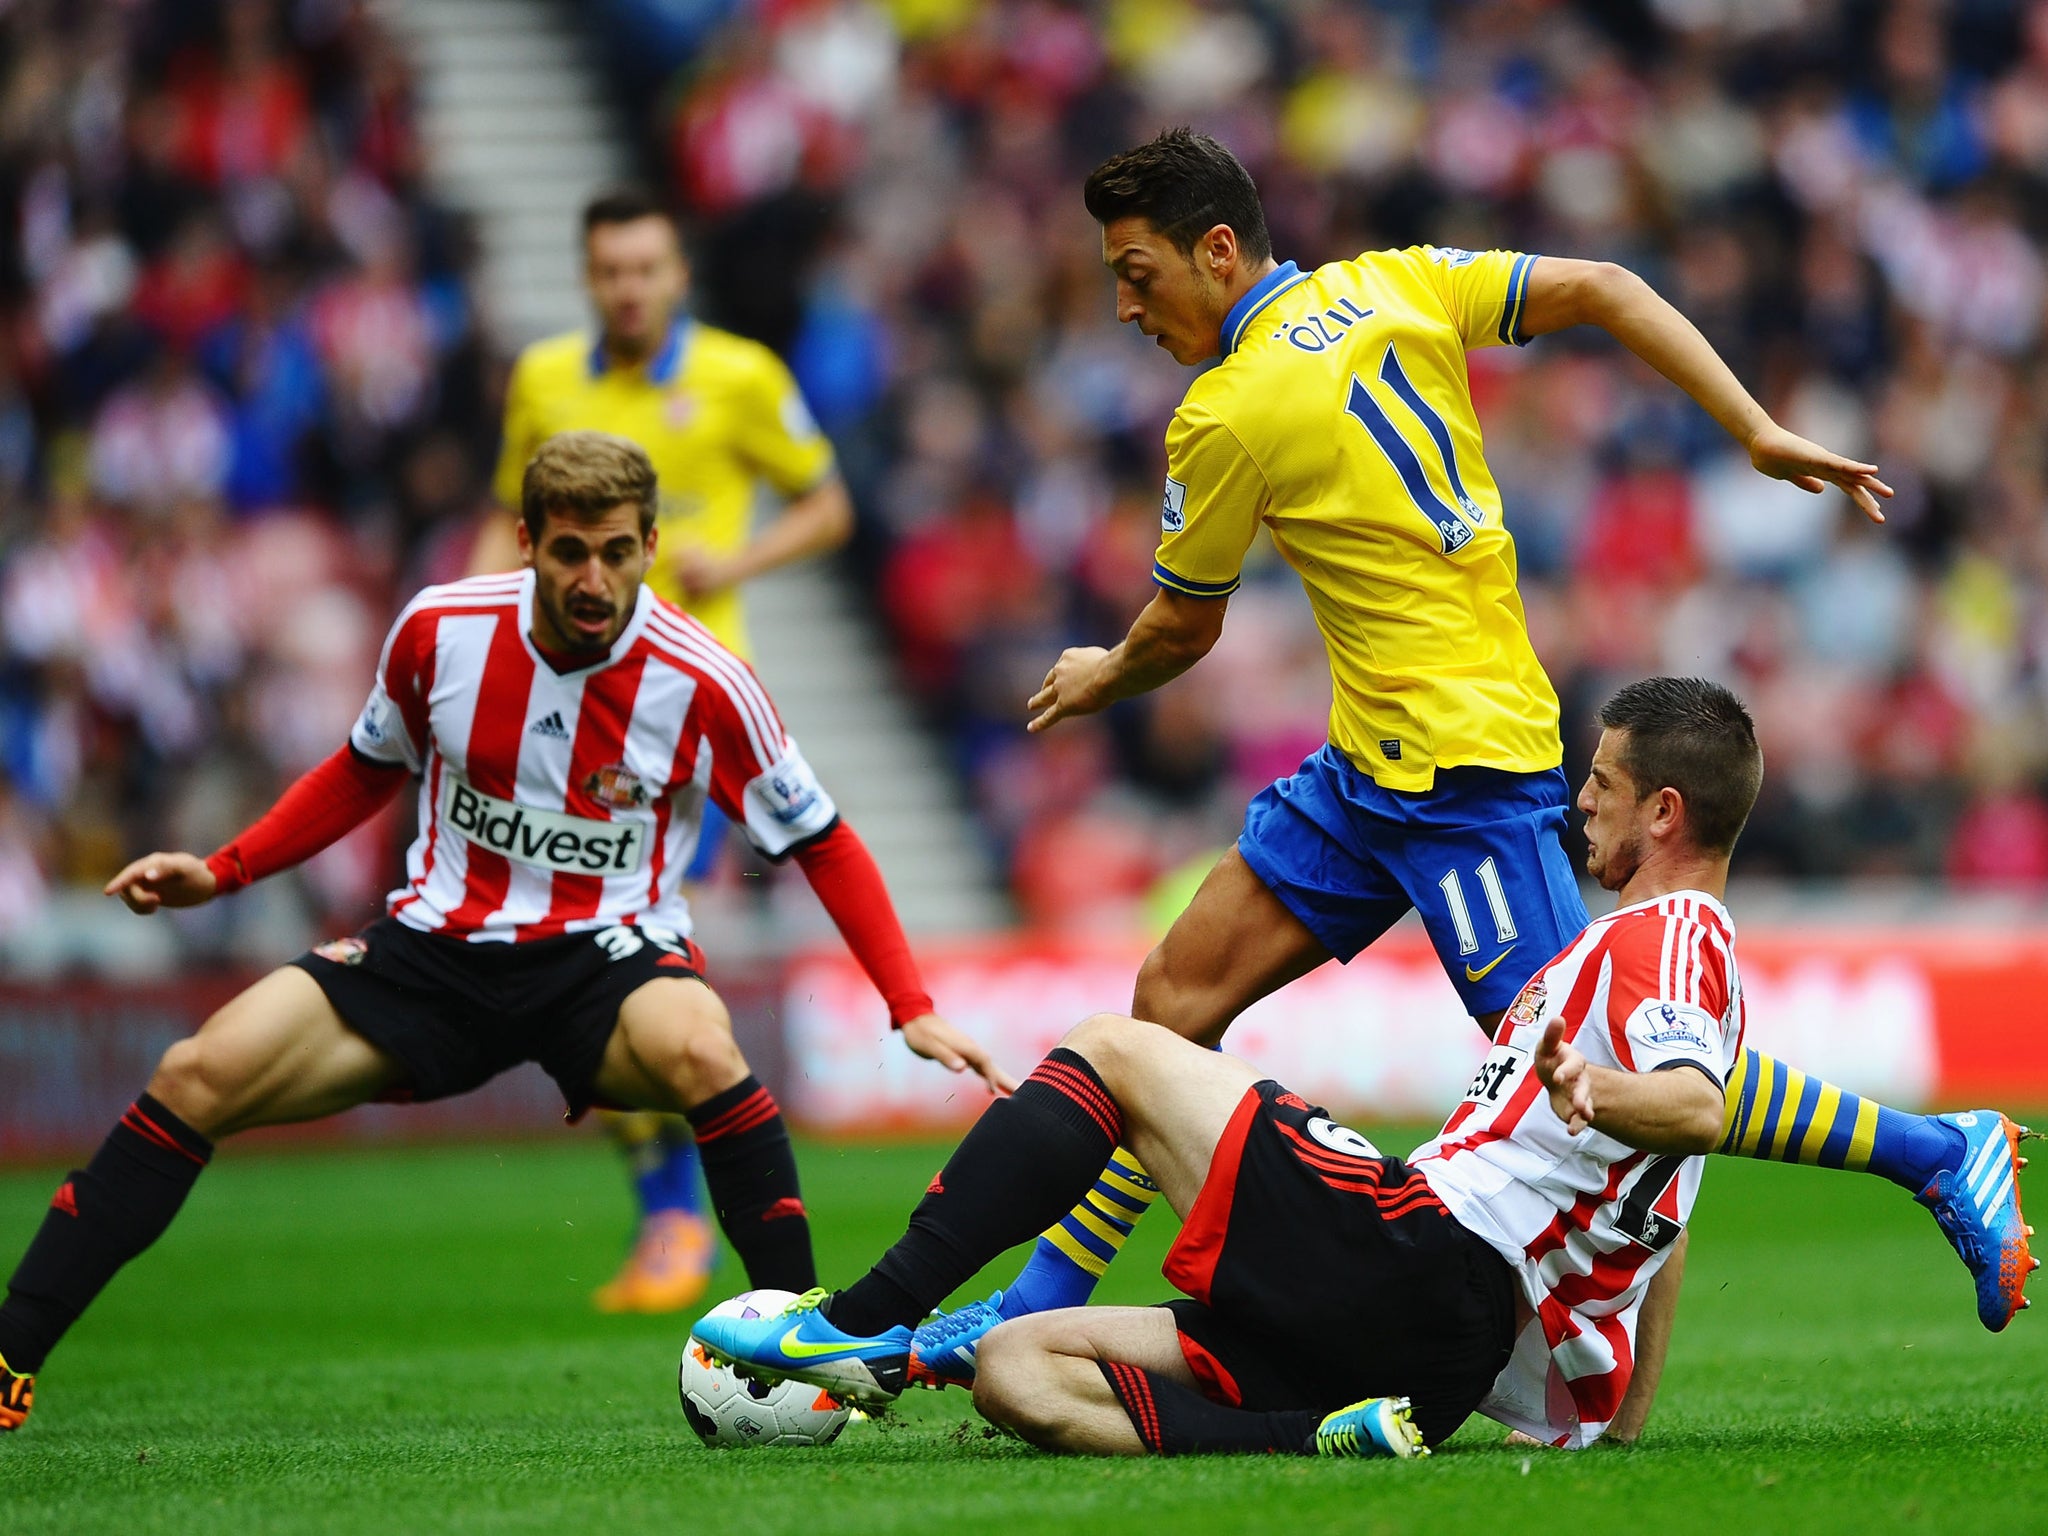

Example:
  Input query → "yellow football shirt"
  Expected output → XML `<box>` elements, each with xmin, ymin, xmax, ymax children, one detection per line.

<box><xmin>494</xmin><ymin>318</ymin><xmax>835</xmax><ymax>657</ymax></box>
<box><xmin>1153</xmin><ymin>245</ymin><xmax>1560</xmax><ymax>791</ymax></box>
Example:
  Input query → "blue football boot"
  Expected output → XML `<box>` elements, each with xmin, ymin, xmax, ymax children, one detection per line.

<box><xmin>1915</xmin><ymin>1111</ymin><xmax>2039</xmax><ymax>1332</ymax></box>
<box><xmin>1313</xmin><ymin>1396</ymin><xmax>1428</xmax><ymax>1459</ymax></box>
<box><xmin>690</xmin><ymin>1288</ymin><xmax>911</xmax><ymax>1408</ymax></box>
<box><xmin>908</xmin><ymin>1292</ymin><xmax>1005</xmax><ymax>1390</ymax></box>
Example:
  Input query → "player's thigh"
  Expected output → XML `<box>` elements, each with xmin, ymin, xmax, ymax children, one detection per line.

<box><xmin>148</xmin><ymin>966</ymin><xmax>401</xmax><ymax>1139</ymax></box>
<box><xmin>1134</xmin><ymin>846</ymin><xmax>1334</xmax><ymax>1045</ymax></box>
<box><xmin>980</xmin><ymin>1305</ymin><xmax>1195</xmax><ymax>1392</ymax></box>
<box><xmin>593</xmin><ymin>976</ymin><xmax>747</xmax><ymax>1113</ymax></box>
<box><xmin>1061</xmin><ymin>1013</ymin><xmax>1262</xmax><ymax>1216</ymax></box>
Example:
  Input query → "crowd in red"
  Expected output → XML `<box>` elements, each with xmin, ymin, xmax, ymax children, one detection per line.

<box><xmin>9</xmin><ymin>0</ymin><xmax>2048</xmax><ymax>958</ymax></box>
<box><xmin>0</xmin><ymin>0</ymin><xmax>492</xmax><ymax>952</ymax></box>
<box><xmin>648</xmin><ymin>0</ymin><xmax>2048</xmax><ymax>923</ymax></box>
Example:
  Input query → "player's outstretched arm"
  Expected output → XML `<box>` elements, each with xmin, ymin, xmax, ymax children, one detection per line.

<box><xmin>1532</xmin><ymin>1018</ymin><xmax>1724</xmax><ymax>1153</ymax></box>
<box><xmin>105</xmin><ymin>852</ymin><xmax>218</xmax><ymax>913</ymax></box>
<box><xmin>1602</xmin><ymin>1228</ymin><xmax>1687</xmax><ymax>1446</ymax></box>
<box><xmin>1028</xmin><ymin>588</ymin><xmax>1227</xmax><ymax>733</ymax></box>
<box><xmin>106</xmin><ymin>746</ymin><xmax>411</xmax><ymax>916</ymax></box>
<box><xmin>1516</xmin><ymin>258</ymin><xmax>1892</xmax><ymax>523</ymax></box>
<box><xmin>898</xmin><ymin>1011</ymin><xmax>1018</xmax><ymax>1096</ymax></box>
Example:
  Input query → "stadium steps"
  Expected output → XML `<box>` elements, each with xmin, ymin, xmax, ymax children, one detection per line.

<box><xmin>374</xmin><ymin>0</ymin><xmax>628</xmax><ymax>343</ymax></box>
<box><xmin>742</xmin><ymin>564</ymin><xmax>1011</xmax><ymax>937</ymax></box>
<box><xmin>371</xmin><ymin>0</ymin><xmax>1010</xmax><ymax>939</ymax></box>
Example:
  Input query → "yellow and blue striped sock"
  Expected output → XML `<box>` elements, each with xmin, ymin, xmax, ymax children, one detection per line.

<box><xmin>1718</xmin><ymin>1048</ymin><xmax>1963</xmax><ymax>1192</ymax></box>
<box><xmin>998</xmin><ymin>1149</ymin><xmax>1160</xmax><ymax>1319</ymax></box>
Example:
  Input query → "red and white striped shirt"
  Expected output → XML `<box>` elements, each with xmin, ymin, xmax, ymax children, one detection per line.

<box><xmin>1410</xmin><ymin>891</ymin><xmax>1743</xmax><ymax>1448</ymax></box>
<box><xmin>349</xmin><ymin>571</ymin><xmax>837</xmax><ymax>943</ymax></box>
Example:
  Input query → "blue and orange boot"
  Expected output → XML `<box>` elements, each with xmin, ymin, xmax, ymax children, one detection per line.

<box><xmin>908</xmin><ymin>1292</ymin><xmax>1005</xmax><ymax>1389</ymax></box>
<box><xmin>1915</xmin><ymin>1111</ymin><xmax>2038</xmax><ymax>1331</ymax></box>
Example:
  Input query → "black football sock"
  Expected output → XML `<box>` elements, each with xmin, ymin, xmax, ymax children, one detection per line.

<box><xmin>0</xmin><ymin>1095</ymin><xmax>213</xmax><ymax>1374</ymax></box>
<box><xmin>686</xmin><ymin>1078</ymin><xmax>816</xmax><ymax>1292</ymax></box>
<box><xmin>827</xmin><ymin>1048</ymin><xmax>1123</xmax><ymax>1336</ymax></box>
<box><xmin>1099</xmin><ymin>1361</ymin><xmax>1321</xmax><ymax>1456</ymax></box>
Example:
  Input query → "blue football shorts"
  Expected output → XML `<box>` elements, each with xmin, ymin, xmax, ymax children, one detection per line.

<box><xmin>1236</xmin><ymin>744</ymin><xmax>1593</xmax><ymax>1016</ymax></box>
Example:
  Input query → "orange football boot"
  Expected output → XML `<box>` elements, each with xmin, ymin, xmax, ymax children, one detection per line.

<box><xmin>0</xmin><ymin>1352</ymin><xmax>33</xmax><ymax>1432</ymax></box>
<box><xmin>593</xmin><ymin>1210</ymin><xmax>715</xmax><ymax>1314</ymax></box>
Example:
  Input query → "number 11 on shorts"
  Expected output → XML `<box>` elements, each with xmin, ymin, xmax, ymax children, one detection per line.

<box><xmin>1438</xmin><ymin>858</ymin><xmax>1518</xmax><ymax>956</ymax></box>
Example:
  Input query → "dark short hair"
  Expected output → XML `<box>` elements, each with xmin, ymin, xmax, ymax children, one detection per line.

<box><xmin>1597</xmin><ymin>677</ymin><xmax>1763</xmax><ymax>856</ymax></box>
<box><xmin>581</xmin><ymin>185</ymin><xmax>675</xmax><ymax>241</ymax></box>
<box><xmin>521</xmin><ymin>431</ymin><xmax>658</xmax><ymax>541</ymax></box>
<box><xmin>1083</xmin><ymin>128</ymin><xmax>1272</xmax><ymax>263</ymax></box>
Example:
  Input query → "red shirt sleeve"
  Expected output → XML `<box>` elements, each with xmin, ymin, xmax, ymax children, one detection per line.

<box><xmin>205</xmin><ymin>746</ymin><xmax>409</xmax><ymax>894</ymax></box>
<box><xmin>789</xmin><ymin>820</ymin><xmax>934</xmax><ymax>1027</ymax></box>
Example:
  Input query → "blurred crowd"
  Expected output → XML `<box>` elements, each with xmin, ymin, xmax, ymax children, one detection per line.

<box><xmin>9</xmin><ymin>0</ymin><xmax>2048</xmax><ymax>964</ymax></box>
<box><xmin>0</xmin><ymin>0</ymin><xmax>493</xmax><ymax>957</ymax></box>
<box><xmin>640</xmin><ymin>0</ymin><xmax>2048</xmax><ymax>922</ymax></box>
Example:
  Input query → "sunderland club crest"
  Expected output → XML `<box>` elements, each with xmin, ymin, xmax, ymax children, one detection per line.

<box><xmin>1506</xmin><ymin>977</ymin><xmax>1547</xmax><ymax>1030</ymax></box>
<box><xmin>584</xmin><ymin>763</ymin><xmax>650</xmax><ymax>810</ymax></box>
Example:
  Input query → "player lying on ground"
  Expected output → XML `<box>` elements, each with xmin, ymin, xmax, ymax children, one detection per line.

<box><xmin>973</xmin><ymin>128</ymin><xmax>2019</xmax><ymax>1342</ymax></box>
<box><xmin>0</xmin><ymin>431</ymin><xmax>1007</xmax><ymax>1434</ymax></box>
<box><xmin>695</xmin><ymin>679</ymin><xmax>2036</xmax><ymax>1457</ymax></box>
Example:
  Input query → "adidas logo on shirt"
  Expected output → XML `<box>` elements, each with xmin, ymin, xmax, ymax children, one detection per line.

<box><xmin>529</xmin><ymin>711</ymin><xmax>570</xmax><ymax>740</ymax></box>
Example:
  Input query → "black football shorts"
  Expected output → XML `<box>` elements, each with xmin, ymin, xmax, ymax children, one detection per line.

<box><xmin>291</xmin><ymin>917</ymin><xmax>706</xmax><ymax>1116</ymax></box>
<box><xmin>1160</xmin><ymin>1079</ymin><xmax>1517</xmax><ymax>1447</ymax></box>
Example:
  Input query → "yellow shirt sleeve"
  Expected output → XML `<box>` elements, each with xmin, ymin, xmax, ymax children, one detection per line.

<box><xmin>1404</xmin><ymin>245</ymin><xmax>1540</xmax><ymax>351</ymax></box>
<box><xmin>734</xmin><ymin>349</ymin><xmax>835</xmax><ymax>498</ymax></box>
<box><xmin>492</xmin><ymin>350</ymin><xmax>540</xmax><ymax>509</ymax></box>
<box><xmin>1152</xmin><ymin>397</ymin><xmax>1269</xmax><ymax>598</ymax></box>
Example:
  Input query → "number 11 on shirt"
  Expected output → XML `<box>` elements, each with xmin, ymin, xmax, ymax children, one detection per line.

<box><xmin>1344</xmin><ymin>342</ymin><xmax>1484</xmax><ymax>555</ymax></box>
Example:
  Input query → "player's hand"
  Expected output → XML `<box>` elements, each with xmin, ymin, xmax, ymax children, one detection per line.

<box><xmin>675</xmin><ymin>547</ymin><xmax>740</xmax><ymax>601</ymax></box>
<box><xmin>1027</xmin><ymin>647</ymin><xmax>1112</xmax><ymax>733</ymax></box>
<box><xmin>898</xmin><ymin>1012</ymin><xmax>1019</xmax><ymax>1096</ymax></box>
<box><xmin>1534</xmin><ymin>1017</ymin><xmax>1596</xmax><ymax>1135</ymax></box>
<box><xmin>1745</xmin><ymin>421</ymin><xmax>1893</xmax><ymax>524</ymax></box>
<box><xmin>104</xmin><ymin>852</ymin><xmax>218</xmax><ymax>914</ymax></box>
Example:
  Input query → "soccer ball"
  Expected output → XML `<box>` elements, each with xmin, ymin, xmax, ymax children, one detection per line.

<box><xmin>680</xmin><ymin>1290</ymin><xmax>852</xmax><ymax>1448</ymax></box>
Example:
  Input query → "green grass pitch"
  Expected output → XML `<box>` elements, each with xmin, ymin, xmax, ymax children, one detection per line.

<box><xmin>0</xmin><ymin>1131</ymin><xmax>2041</xmax><ymax>1534</ymax></box>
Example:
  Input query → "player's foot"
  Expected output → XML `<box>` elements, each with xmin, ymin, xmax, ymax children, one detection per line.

<box><xmin>1915</xmin><ymin>1110</ymin><xmax>2038</xmax><ymax>1331</ymax></box>
<box><xmin>908</xmin><ymin>1291</ymin><xmax>1004</xmax><ymax>1389</ymax></box>
<box><xmin>593</xmin><ymin>1209</ymin><xmax>714</xmax><ymax>1314</ymax></box>
<box><xmin>1313</xmin><ymin>1396</ymin><xmax>1427</xmax><ymax>1459</ymax></box>
<box><xmin>691</xmin><ymin>1288</ymin><xmax>911</xmax><ymax>1408</ymax></box>
<box><xmin>0</xmin><ymin>1352</ymin><xmax>33</xmax><ymax>1433</ymax></box>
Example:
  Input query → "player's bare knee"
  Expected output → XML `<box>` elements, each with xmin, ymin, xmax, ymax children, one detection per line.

<box><xmin>1059</xmin><ymin>1011</ymin><xmax>1127</xmax><ymax>1059</ymax></box>
<box><xmin>669</xmin><ymin>1003</ymin><xmax>746</xmax><ymax>1098</ymax></box>
<box><xmin>972</xmin><ymin>1328</ymin><xmax>1061</xmax><ymax>1442</ymax></box>
<box><xmin>618</xmin><ymin>980</ymin><xmax>744</xmax><ymax>1101</ymax></box>
<box><xmin>147</xmin><ymin>1034</ymin><xmax>231</xmax><ymax>1135</ymax></box>
<box><xmin>969</xmin><ymin>1331</ymin><xmax>1023</xmax><ymax>1426</ymax></box>
<box><xmin>1059</xmin><ymin>1012</ymin><xmax>1132</xmax><ymax>1084</ymax></box>
<box><xmin>1060</xmin><ymin>1012</ymin><xmax>1171</xmax><ymax>1099</ymax></box>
